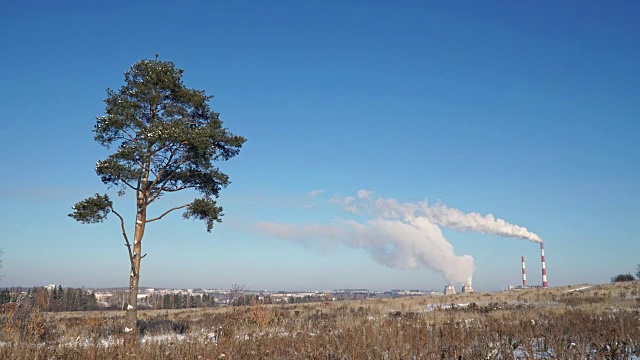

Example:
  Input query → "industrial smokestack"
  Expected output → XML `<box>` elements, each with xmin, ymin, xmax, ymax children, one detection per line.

<box><xmin>461</xmin><ymin>285</ymin><xmax>474</xmax><ymax>293</ymax></box>
<box><xmin>521</xmin><ymin>256</ymin><xmax>527</xmax><ymax>288</ymax></box>
<box><xmin>540</xmin><ymin>242</ymin><xmax>548</xmax><ymax>288</ymax></box>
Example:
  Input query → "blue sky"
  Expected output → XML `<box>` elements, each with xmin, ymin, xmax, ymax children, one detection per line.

<box><xmin>1</xmin><ymin>1</ymin><xmax>638</xmax><ymax>291</ymax></box>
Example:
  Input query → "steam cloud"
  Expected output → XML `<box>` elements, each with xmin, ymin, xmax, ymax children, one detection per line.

<box><xmin>254</xmin><ymin>190</ymin><xmax>542</xmax><ymax>285</ymax></box>
<box><xmin>421</xmin><ymin>203</ymin><xmax>542</xmax><ymax>243</ymax></box>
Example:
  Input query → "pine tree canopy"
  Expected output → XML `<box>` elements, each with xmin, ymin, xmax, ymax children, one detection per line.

<box><xmin>69</xmin><ymin>193</ymin><xmax>112</xmax><ymax>223</ymax></box>
<box><xmin>69</xmin><ymin>58</ymin><xmax>245</xmax><ymax>231</ymax></box>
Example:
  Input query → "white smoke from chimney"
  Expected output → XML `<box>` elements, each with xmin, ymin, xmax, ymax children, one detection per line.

<box><xmin>419</xmin><ymin>203</ymin><xmax>543</xmax><ymax>243</ymax></box>
<box><xmin>254</xmin><ymin>190</ymin><xmax>542</xmax><ymax>286</ymax></box>
<box><xmin>340</xmin><ymin>193</ymin><xmax>542</xmax><ymax>243</ymax></box>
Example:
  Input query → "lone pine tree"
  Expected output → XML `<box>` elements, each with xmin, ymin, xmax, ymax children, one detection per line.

<box><xmin>69</xmin><ymin>57</ymin><xmax>245</xmax><ymax>346</ymax></box>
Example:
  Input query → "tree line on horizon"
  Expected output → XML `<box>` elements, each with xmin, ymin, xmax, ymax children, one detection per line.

<box><xmin>0</xmin><ymin>286</ymin><xmax>354</xmax><ymax>312</ymax></box>
<box><xmin>0</xmin><ymin>286</ymin><xmax>98</xmax><ymax>312</ymax></box>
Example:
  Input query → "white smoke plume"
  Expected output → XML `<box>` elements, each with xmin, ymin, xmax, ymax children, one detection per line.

<box><xmin>420</xmin><ymin>203</ymin><xmax>542</xmax><ymax>243</ymax></box>
<box><xmin>254</xmin><ymin>218</ymin><xmax>475</xmax><ymax>285</ymax></box>
<box><xmin>254</xmin><ymin>190</ymin><xmax>542</xmax><ymax>286</ymax></box>
<box><xmin>338</xmin><ymin>191</ymin><xmax>542</xmax><ymax>243</ymax></box>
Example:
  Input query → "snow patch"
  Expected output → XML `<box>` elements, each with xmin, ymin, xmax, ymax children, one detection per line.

<box><xmin>564</xmin><ymin>286</ymin><xmax>593</xmax><ymax>293</ymax></box>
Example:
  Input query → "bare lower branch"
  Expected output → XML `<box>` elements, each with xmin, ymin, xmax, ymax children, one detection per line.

<box><xmin>120</xmin><ymin>178</ymin><xmax>138</xmax><ymax>192</ymax></box>
<box><xmin>146</xmin><ymin>204</ymin><xmax>190</xmax><ymax>223</ymax></box>
<box><xmin>149</xmin><ymin>167</ymin><xmax>159</xmax><ymax>180</ymax></box>
<box><xmin>110</xmin><ymin>206</ymin><xmax>134</xmax><ymax>264</ymax></box>
<box><xmin>146</xmin><ymin>157</ymin><xmax>188</xmax><ymax>205</ymax></box>
<box><xmin>123</xmin><ymin>125</ymin><xmax>138</xmax><ymax>143</ymax></box>
<box><xmin>161</xmin><ymin>185</ymin><xmax>193</xmax><ymax>192</ymax></box>
<box><xmin>147</xmin><ymin>147</ymin><xmax>177</xmax><ymax>192</ymax></box>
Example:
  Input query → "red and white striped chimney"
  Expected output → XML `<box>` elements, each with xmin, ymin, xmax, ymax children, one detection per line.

<box><xmin>521</xmin><ymin>256</ymin><xmax>527</xmax><ymax>287</ymax></box>
<box><xmin>540</xmin><ymin>242</ymin><xmax>548</xmax><ymax>288</ymax></box>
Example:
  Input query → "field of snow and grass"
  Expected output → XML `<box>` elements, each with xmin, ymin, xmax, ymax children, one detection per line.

<box><xmin>1</xmin><ymin>281</ymin><xmax>639</xmax><ymax>359</ymax></box>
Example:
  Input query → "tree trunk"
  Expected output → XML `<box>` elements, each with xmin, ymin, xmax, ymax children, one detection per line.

<box><xmin>124</xmin><ymin>200</ymin><xmax>146</xmax><ymax>349</ymax></box>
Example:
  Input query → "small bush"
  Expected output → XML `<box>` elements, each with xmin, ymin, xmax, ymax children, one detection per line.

<box><xmin>611</xmin><ymin>273</ymin><xmax>635</xmax><ymax>282</ymax></box>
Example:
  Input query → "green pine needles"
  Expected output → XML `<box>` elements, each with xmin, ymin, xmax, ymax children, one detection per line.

<box><xmin>70</xmin><ymin>58</ymin><xmax>245</xmax><ymax>231</ymax></box>
<box><xmin>69</xmin><ymin>193</ymin><xmax>113</xmax><ymax>224</ymax></box>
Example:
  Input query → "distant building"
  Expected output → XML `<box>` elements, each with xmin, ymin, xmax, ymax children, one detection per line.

<box><xmin>444</xmin><ymin>285</ymin><xmax>456</xmax><ymax>296</ymax></box>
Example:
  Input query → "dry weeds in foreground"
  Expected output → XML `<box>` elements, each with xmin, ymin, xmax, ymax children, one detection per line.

<box><xmin>1</xmin><ymin>282</ymin><xmax>639</xmax><ymax>359</ymax></box>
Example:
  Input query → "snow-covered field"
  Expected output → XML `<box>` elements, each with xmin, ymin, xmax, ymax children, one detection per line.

<box><xmin>2</xmin><ymin>283</ymin><xmax>639</xmax><ymax>358</ymax></box>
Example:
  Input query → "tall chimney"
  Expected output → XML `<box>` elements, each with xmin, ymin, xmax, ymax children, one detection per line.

<box><xmin>521</xmin><ymin>256</ymin><xmax>527</xmax><ymax>287</ymax></box>
<box><xmin>540</xmin><ymin>242</ymin><xmax>548</xmax><ymax>289</ymax></box>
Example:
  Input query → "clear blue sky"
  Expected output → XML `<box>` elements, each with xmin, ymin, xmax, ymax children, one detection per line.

<box><xmin>1</xmin><ymin>1</ymin><xmax>638</xmax><ymax>291</ymax></box>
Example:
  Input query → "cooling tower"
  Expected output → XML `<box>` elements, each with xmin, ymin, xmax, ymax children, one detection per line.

<box><xmin>444</xmin><ymin>285</ymin><xmax>456</xmax><ymax>295</ymax></box>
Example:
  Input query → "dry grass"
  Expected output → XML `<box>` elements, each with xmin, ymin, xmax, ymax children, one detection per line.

<box><xmin>2</xmin><ymin>282</ymin><xmax>639</xmax><ymax>359</ymax></box>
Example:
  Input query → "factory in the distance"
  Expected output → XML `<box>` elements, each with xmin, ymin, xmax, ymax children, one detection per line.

<box><xmin>517</xmin><ymin>242</ymin><xmax>548</xmax><ymax>289</ymax></box>
<box><xmin>445</xmin><ymin>242</ymin><xmax>548</xmax><ymax>295</ymax></box>
<box><xmin>443</xmin><ymin>284</ymin><xmax>474</xmax><ymax>295</ymax></box>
